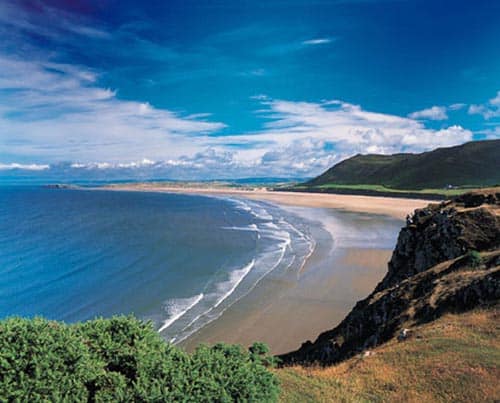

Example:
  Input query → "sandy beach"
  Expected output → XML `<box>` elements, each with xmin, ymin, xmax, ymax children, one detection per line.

<box><xmin>179</xmin><ymin>206</ymin><xmax>403</xmax><ymax>354</ymax></box>
<box><xmin>105</xmin><ymin>183</ymin><xmax>432</xmax><ymax>220</ymax></box>
<box><xmin>102</xmin><ymin>183</ymin><xmax>432</xmax><ymax>354</ymax></box>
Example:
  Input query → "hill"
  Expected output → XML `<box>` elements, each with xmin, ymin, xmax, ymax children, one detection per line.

<box><xmin>278</xmin><ymin>188</ymin><xmax>500</xmax><ymax>401</ymax></box>
<box><xmin>301</xmin><ymin>140</ymin><xmax>500</xmax><ymax>197</ymax></box>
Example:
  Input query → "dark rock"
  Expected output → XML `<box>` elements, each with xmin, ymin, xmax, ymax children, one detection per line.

<box><xmin>278</xmin><ymin>190</ymin><xmax>500</xmax><ymax>366</ymax></box>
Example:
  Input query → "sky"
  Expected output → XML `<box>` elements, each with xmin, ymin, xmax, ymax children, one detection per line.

<box><xmin>0</xmin><ymin>0</ymin><xmax>499</xmax><ymax>179</ymax></box>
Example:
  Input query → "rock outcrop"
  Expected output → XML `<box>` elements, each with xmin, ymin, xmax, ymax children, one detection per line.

<box><xmin>279</xmin><ymin>189</ymin><xmax>500</xmax><ymax>366</ymax></box>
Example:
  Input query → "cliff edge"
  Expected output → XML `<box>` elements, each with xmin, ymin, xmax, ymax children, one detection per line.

<box><xmin>279</xmin><ymin>189</ymin><xmax>500</xmax><ymax>365</ymax></box>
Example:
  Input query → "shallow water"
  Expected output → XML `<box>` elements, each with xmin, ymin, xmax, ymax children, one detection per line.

<box><xmin>0</xmin><ymin>186</ymin><xmax>313</xmax><ymax>342</ymax></box>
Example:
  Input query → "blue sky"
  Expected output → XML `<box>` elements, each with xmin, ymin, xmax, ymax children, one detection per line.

<box><xmin>0</xmin><ymin>0</ymin><xmax>499</xmax><ymax>179</ymax></box>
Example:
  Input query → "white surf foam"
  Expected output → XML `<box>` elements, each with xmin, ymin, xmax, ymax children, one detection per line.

<box><xmin>158</xmin><ymin>293</ymin><xmax>204</xmax><ymax>332</ymax></box>
<box><xmin>213</xmin><ymin>259</ymin><xmax>255</xmax><ymax>309</ymax></box>
<box><xmin>221</xmin><ymin>224</ymin><xmax>259</xmax><ymax>232</ymax></box>
<box><xmin>179</xmin><ymin>259</ymin><xmax>256</xmax><ymax>334</ymax></box>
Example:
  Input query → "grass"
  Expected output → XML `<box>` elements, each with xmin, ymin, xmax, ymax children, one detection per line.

<box><xmin>277</xmin><ymin>307</ymin><xmax>500</xmax><ymax>402</ymax></box>
<box><xmin>312</xmin><ymin>184</ymin><xmax>470</xmax><ymax>197</ymax></box>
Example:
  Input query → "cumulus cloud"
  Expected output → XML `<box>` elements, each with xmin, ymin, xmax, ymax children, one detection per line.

<box><xmin>408</xmin><ymin>106</ymin><xmax>448</xmax><ymax>120</ymax></box>
<box><xmin>229</xmin><ymin>98</ymin><xmax>471</xmax><ymax>152</ymax></box>
<box><xmin>196</xmin><ymin>98</ymin><xmax>473</xmax><ymax>176</ymax></box>
<box><xmin>2</xmin><ymin>90</ymin><xmax>475</xmax><ymax>178</ymax></box>
<box><xmin>0</xmin><ymin>50</ymin><xmax>476</xmax><ymax>179</ymax></box>
<box><xmin>468</xmin><ymin>91</ymin><xmax>500</xmax><ymax>119</ymax></box>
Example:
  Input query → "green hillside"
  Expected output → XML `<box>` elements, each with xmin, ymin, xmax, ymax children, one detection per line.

<box><xmin>307</xmin><ymin>140</ymin><xmax>500</xmax><ymax>191</ymax></box>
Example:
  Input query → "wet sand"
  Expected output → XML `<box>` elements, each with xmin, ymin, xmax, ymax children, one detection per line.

<box><xmin>180</xmin><ymin>207</ymin><xmax>402</xmax><ymax>355</ymax></box>
<box><xmin>102</xmin><ymin>183</ymin><xmax>422</xmax><ymax>354</ymax></box>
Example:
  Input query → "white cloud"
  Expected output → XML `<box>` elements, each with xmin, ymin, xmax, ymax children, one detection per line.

<box><xmin>0</xmin><ymin>53</ymin><xmax>475</xmax><ymax>179</ymax></box>
<box><xmin>0</xmin><ymin>163</ymin><xmax>49</xmax><ymax>171</ymax></box>
<box><xmin>199</xmin><ymin>98</ymin><xmax>473</xmax><ymax>176</ymax></box>
<box><xmin>449</xmin><ymin>103</ymin><xmax>466</xmax><ymax>111</ymax></box>
<box><xmin>468</xmin><ymin>91</ymin><xmax>500</xmax><ymax>119</ymax></box>
<box><xmin>476</xmin><ymin>126</ymin><xmax>500</xmax><ymax>140</ymax></box>
<box><xmin>408</xmin><ymin>106</ymin><xmax>448</xmax><ymax>120</ymax></box>
<box><xmin>302</xmin><ymin>38</ymin><xmax>332</xmax><ymax>45</ymax></box>
<box><xmin>71</xmin><ymin>158</ymin><xmax>157</xmax><ymax>169</ymax></box>
<box><xmin>0</xmin><ymin>55</ymin><xmax>226</xmax><ymax>163</ymax></box>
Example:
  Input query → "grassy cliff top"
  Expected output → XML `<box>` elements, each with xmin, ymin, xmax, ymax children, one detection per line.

<box><xmin>278</xmin><ymin>306</ymin><xmax>500</xmax><ymax>402</ymax></box>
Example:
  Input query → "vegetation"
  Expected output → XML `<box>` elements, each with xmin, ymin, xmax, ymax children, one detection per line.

<box><xmin>278</xmin><ymin>307</ymin><xmax>500</xmax><ymax>402</ymax></box>
<box><xmin>304</xmin><ymin>140</ymin><xmax>500</xmax><ymax>192</ymax></box>
<box><xmin>466</xmin><ymin>250</ymin><xmax>483</xmax><ymax>269</ymax></box>
<box><xmin>0</xmin><ymin>316</ymin><xmax>279</xmax><ymax>402</ymax></box>
<box><xmin>314</xmin><ymin>183</ymin><xmax>467</xmax><ymax>197</ymax></box>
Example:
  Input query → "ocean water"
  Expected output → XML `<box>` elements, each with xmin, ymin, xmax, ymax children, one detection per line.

<box><xmin>0</xmin><ymin>186</ymin><xmax>313</xmax><ymax>343</ymax></box>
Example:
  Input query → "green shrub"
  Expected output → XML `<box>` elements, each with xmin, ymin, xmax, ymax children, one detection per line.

<box><xmin>466</xmin><ymin>250</ymin><xmax>482</xmax><ymax>269</ymax></box>
<box><xmin>0</xmin><ymin>316</ymin><xmax>279</xmax><ymax>402</ymax></box>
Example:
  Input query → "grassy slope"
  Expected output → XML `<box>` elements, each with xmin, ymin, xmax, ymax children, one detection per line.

<box><xmin>304</xmin><ymin>140</ymin><xmax>500</xmax><ymax>194</ymax></box>
<box><xmin>296</xmin><ymin>183</ymin><xmax>467</xmax><ymax>197</ymax></box>
<box><xmin>277</xmin><ymin>307</ymin><xmax>500</xmax><ymax>402</ymax></box>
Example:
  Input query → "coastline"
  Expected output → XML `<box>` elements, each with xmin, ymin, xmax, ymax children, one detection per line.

<box><xmin>103</xmin><ymin>183</ymin><xmax>432</xmax><ymax>220</ymax></box>
<box><xmin>179</xmin><ymin>206</ymin><xmax>402</xmax><ymax>354</ymax></box>
<box><xmin>98</xmin><ymin>183</ymin><xmax>428</xmax><ymax>354</ymax></box>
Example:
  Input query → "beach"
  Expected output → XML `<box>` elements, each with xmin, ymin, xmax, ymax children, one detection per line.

<box><xmin>103</xmin><ymin>184</ymin><xmax>431</xmax><ymax>354</ymax></box>
<box><xmin>105</xmin><ymin>183</ymin><xmax>431</xmax><ymax>220</ymax></box>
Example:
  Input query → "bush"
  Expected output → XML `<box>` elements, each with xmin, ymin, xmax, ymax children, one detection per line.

<box><xmin>466</xmin><ymin>250</ymin><xmax>482</xmax><ymax>269</ymax></box>
<box><xmin>0</xmin><ymin>316</ymin><xmax>280</xmax><ymax>402</ymax></box>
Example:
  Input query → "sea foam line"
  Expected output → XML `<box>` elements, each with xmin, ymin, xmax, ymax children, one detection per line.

<box><xmin>158</xmin><ymin>293</ymin><xmax>204</xmax><ymax>332</ymax></box>
<box><xmin>173</xmin><ymin>199</ymin><xmax>312</xmax><ymax>345</ymax></box>
<box><xmin>179</xmin><ymin>259</ymin><xmax>256</xmax><ymax>334</ymax></box>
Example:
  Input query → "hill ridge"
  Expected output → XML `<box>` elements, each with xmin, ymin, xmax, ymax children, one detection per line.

<box><xmin>306</xmin><ymin>140</ymin><xmax>500</xmax><ymax>191</ymax></box>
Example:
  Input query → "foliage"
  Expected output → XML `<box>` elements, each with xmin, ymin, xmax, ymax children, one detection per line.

<box><xmin>466</xmin><ymin>250</ymin><xmax>483</xmax><ymax>269</ymax></box>
<box><xmin>0</xmin><ymin>316</ymin><xmax>279</xmax><ymax>402</ymax></box>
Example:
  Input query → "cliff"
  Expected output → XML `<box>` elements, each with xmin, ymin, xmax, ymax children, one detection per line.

<box><xmin>279</xmin><ymin>189</ymin><xmax>500</xmax><ymax>365</ymax></box>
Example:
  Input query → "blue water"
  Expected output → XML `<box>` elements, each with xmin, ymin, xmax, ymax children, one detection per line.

<box><xmin>0</xmin><ymin>186</ymin><xmax>313</xmax><ymax>342</ymax></box>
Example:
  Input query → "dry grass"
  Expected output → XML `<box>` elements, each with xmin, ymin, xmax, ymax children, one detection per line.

<box><xmin>277</xmin><ymin>307</ymin><xmax>500</xmax><ymax>402</ymax></box>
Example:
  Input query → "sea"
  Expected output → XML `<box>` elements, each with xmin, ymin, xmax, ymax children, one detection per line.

<box><xmin>0</xmin><ymin>186</ymin><xmax>315</xmax><ymax>343</ymax></box>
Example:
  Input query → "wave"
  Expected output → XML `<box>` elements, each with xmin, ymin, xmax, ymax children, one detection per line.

<box><xmin>213</xmin><ymin>259</ymin><xmax>255</xmax><ymax>309</ymax></box>
<box><xmin>178</xmin><ymin>259</ymin><xmax>256</xmax><ymax>334</ymax></box>
<box><xmin>221</xmin><ymin>224</ymin><xmax>259</xmax><ymax>232</ymax></box>
<box><xmin>159</xmin><ymin>197</ymin><xmax>315</xmax><ymax>345</ymax></box>
<box><xmin>158</xmin><ymin>293</ymin><xmax>204</xmax><ymax>332</ymax></box>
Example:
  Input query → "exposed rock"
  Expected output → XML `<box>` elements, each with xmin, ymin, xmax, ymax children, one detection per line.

<box><xmin>397</xmin><ymin>329</ymin><xmax>409</xmax><ymax>341</ymax></box>
<box><xmin>279</xmin><ymin>189</ymin><xmax>500</xmax><ymax>366</ymax></box>
<box><xmin>377</xmin><ymin>191</ymin><xmax>499</xmax><ymax>291</ymax></box>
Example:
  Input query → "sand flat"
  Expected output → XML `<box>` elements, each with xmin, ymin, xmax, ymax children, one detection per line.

<box><xmin>177</xmin><ymin>204</ymin><xmax>404</xmax><ymax>354</ymax></box>
<box><xmin>105</xmin><ymin>183</ymin><xmax>432</xmax><ymax>219</ymax></box>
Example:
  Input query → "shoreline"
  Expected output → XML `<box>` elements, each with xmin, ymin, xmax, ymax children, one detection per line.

<box><xmin>93</xmin><ymin>183</ymin><xmax>426</xmax><ymax>354</ymax></box>
<box><xmin>102</xmin><ymin>183</ymin><xmax>433</xmax><ymax>220</ymax></box>
<box><xmin>179</xmin><ymin>205</ymin><xmax>403</xmax><ymax>354</ymax></box>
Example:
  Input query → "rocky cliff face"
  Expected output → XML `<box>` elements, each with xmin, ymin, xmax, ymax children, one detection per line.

<box><xmin>279</xmin><ymin>190</ymin><xmax>500</xmax><ymax>365</ymax></box>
